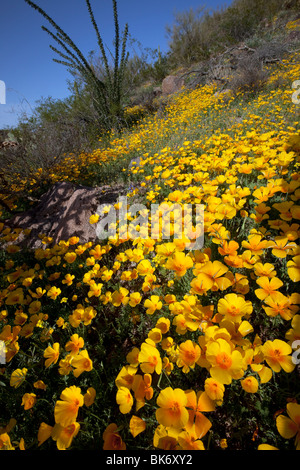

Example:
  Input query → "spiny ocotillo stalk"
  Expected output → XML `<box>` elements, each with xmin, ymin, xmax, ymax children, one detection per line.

<box><xmin>24</xmin><ymin>0</ymin><xmax>129</xmax><ymax>130</ymax></box>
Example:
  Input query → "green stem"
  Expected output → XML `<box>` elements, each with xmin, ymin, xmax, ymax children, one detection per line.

<box><xmin>84</xmin><ymin>409</ymin><xmax>102</xmax><ymax>421</ymax></box>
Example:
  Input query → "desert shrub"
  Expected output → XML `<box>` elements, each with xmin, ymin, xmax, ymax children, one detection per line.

<box><xmin>2</xmin><ymin>95</ymin><xmax>99</xmax><ymax>174</ymax></box>
<box><xmin>0</xmin><ymin>93</ymin><xmax>104</xmax><ymax>216</ymax></box>
<box><xmin>228</xmin><ymin>54</ymin><xmax>269</xmax><ymax>95</ymax></box>
<box><xmin>166</xmin><ymin>7</ymin><xmax>212</xmax><ymax>67</ymax></box>
<box><xmin>254</xmin><ymin>41</ymin><xmax>289</xmax><ymax>63</ymax></box>
<box><xmin>166</xmin><ymin>0</ymin><xmax>289</xmax><ymax>68</ymax></box>
<box><xmin>91</xmin><ymin>38</ymin><xmax>170</xmax><ymax>107</ymax></box>
<box><xmin>124</xmin><ymin>41</ymin><xmax>170</xmax><ymax>88</ymax></box>
<box><xmin>218</xmin><ymin>0</ymin><xmax>276</xmax><ymax>43</ymax></box>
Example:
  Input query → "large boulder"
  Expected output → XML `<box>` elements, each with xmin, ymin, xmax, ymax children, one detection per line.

<box><xmin>161</xmin><ymin>75</ymin><xmax>185</xmax><ymax>95</ymax></box>
<box><xmin>4</xmin><ymin>181</ymin><xmax>125</xmax><ymax>249</ymax></box>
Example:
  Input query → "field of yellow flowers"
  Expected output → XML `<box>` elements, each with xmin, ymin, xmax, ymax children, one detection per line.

<box><xmin>0</xmin><ymin>50</ymin><xmax>300</xmax><ymax>451</ymax></box>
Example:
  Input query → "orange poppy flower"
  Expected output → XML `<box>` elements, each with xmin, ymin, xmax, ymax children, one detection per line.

<box><xmin>21</xmin><ymin>393</ymin><xmax>37</xmax><ymax>410</ymax></box>
<box><xmin>254</xmin><ymin>262</ymin><xmax>277</xmax><ymax>278</ymax></box>
<box><xmin>276</xmin><ymin>403</ymin><xmax>300</xmax><ymax>450</ymax></box>
<box><xmin>165</xmin><ymin>252</ymin><xmax>193</xmax><ymax>277</ymax></box>
<box><xmin>65</xmin><ymin>334</ymin><xmax>84</xmax><ymax>357</ymax></box>
<box><xmin>138</xmin><ymin>341</ymin><xmax>162</xmax><ymax>375</ymax></box>
<box><xmin>184</xmin><ymin>390</ymin><xmax>214</xmax><ymax>438</ymax></box>
<box><xmin>241</xmin><ymin>234</ymin><xmax>268</xmax><ymax>255</ymax></box>
<box><xmin>217</xmin><ymin>293</ymin><xmax>253</xmax><ymax>323</ymax></box>
<box><xmin>71</xmin><ymin>350</ymin><xmax>93</xmax><ymax>377</ymax></box>
<box><xmin>103</xmin><ymin>423</ymin><xmax>126</xmax><ymax>450</ymax></box>
<box><xmin>206</xmin><ymin>338</ymin><xmax>244</xmax><ymax>384</ymax></box>
<box><xmin>255</xmin><ymin>276</ymin><xmax>283</xmax><ymax>301</ymax></box>
<box><xmin>262</xmin><ymin>292</ymin><xmax>296</xmax><ymax>321</ymax></box>
<box><xmin>177</xmin><ymin>340</ymin><xmax>201</xmax><ymax>373</ymax></box>
<box><xmin>241</xmin><ymin>376</ymin><xmax>259</xmax><ymax>393</ymax></box>
<box><xmin>195</xmin><ymin>260</ymin><xmax>232</xmax><ymax>291</ymax></box>
<box><xmin>43</xmin><ymin>343</ymin><xmax>60</xmax><ymax>368</ymax></box>
<box><xmin>156</xmin><ymin>387</ymin><xmax>189</xmax><ymax>428</ymax></box>
<box><xmin>129</xmin><ymin>415</ymin><xmax>146</xmax><ymax>438</ymax></box>
<box><xmin>177</xmin><ymin>428</ymin><xmax>205</xmax><ymax>450</ymax></box>
<box><xmin>51</xmin><ymin>422</ymin><xmax>80</xmax><ymax>450</ymax></box>
<box><xmin>204</xmin><ymin>377</ymin><xmax>225</xmax><ymax>403</ymax></box>
<box><xmin>268</xmin><ymin>236</ymin><xmax>297</xmax><ymax>258</ymax></box>
<box><xmin>190</xmin><ymin>273</ymin><xmax>214</xmax><ymax>295</ymax></box>
<box><xmin>218</xmin><ymin>240</ymin><xmax>239</xmax><ymax>257</ymax></box>
<box><xmin>132</xmin><ymin>373</ymin><xmax>153</xmax><ymax>410</ymax></box>
<box><xmin>116</xmin><ymin>387</ymin><xmax>134</xmax><ymax>414</ymax></box>
<box><xmin>262</xmin><ymin>339</ymin><xmax>295</xmax><ymax>373</ymax></box>
<box><xmin>54</xmin><ymin>386</ymin><xmax>84</xmax><ymax>427</ymax></box>
<box><xmin>287</xmin><ymin>255</ymin><xmax>300</xmax><ymax>282</ymax></box>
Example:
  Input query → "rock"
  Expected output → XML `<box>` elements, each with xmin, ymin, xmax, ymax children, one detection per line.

<box><xmin>0</xmin><ymin>141</ymin><xmax>18</xmax><ymax>150</ymax></box>
<box><xmin>161</xmin><ymin>75</ymin><xmax>185</xmax><ymax>95</ymax></box>
<box><xmin>214</xmin><ymin>88</ymin><xmax>232</xmax><ymax>99</ymax></box>
<box><xmin>4</xmin><ymin>181</ymin><xmax>125</xmax><ymax>249</ymax></box>
<box><xmin>128</xmin><ymin>156</ymin><xmax>141</xmax><ymax>169</ymax></box>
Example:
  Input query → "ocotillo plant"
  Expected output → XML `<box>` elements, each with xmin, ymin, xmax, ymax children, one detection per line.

<box><xmin>24</xmin><ymin>0</ymin><xmax>129</xmax><ymax>131</ymax></box>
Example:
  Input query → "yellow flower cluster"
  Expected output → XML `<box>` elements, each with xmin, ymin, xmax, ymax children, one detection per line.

<box><xmin>286</xmin><ymin>19</ymin><xmax>300</xmax><ymax>31</ymax></box>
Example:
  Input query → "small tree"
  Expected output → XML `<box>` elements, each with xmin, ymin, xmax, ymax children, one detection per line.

<box><xmin>24</xmin><ymin>0</ymin><xmax>129</xmax><ymax>130</ymax></box>
<box><xmin>166</xmin><ymin>7</ymin><xmax>210</xmax><ymax>66</ymax></box>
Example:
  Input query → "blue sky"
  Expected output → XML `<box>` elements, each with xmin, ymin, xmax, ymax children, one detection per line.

<box><xmin>0</xmin><ymin>0</ymin><xmax>231</xmax><ymax>129</ymax></box>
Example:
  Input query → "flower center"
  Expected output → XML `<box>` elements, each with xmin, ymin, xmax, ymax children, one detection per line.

<box><xmin>272</xmin><ymin>349</ymin><xmax>282</xmax><ymax>358</ymax></box>
<box><xmin>185</xmin><ymin>350</ymin><xmax>196</xmax><ymax>361</ymax></box>
<box><xmin>229</xmin><ymin>306</ymin><xmax>239</xmax><ymax>316</ymax></box>
<box><xmin>170</xmin><ymin>401</ymin><xmax>180</xmax><ymax>414</ymax></box>
<box><xmin>216</xmin><ymin>352</ymin><xmax>232</xmax><ymax>369</ymax></box>
<box><xmin>65</xmin><ymin>424</ymin><xmax>76</xmax><ymax>436</ymax></box>
<box><xmin>148</xmin><ymin>355</ymin><xmax>158</xmax><ymax>366</ymax></box>
<box><xmin>112</xmin><ymin>434</ymin><xmax>122</xmax><ymax>449</ymax></box>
